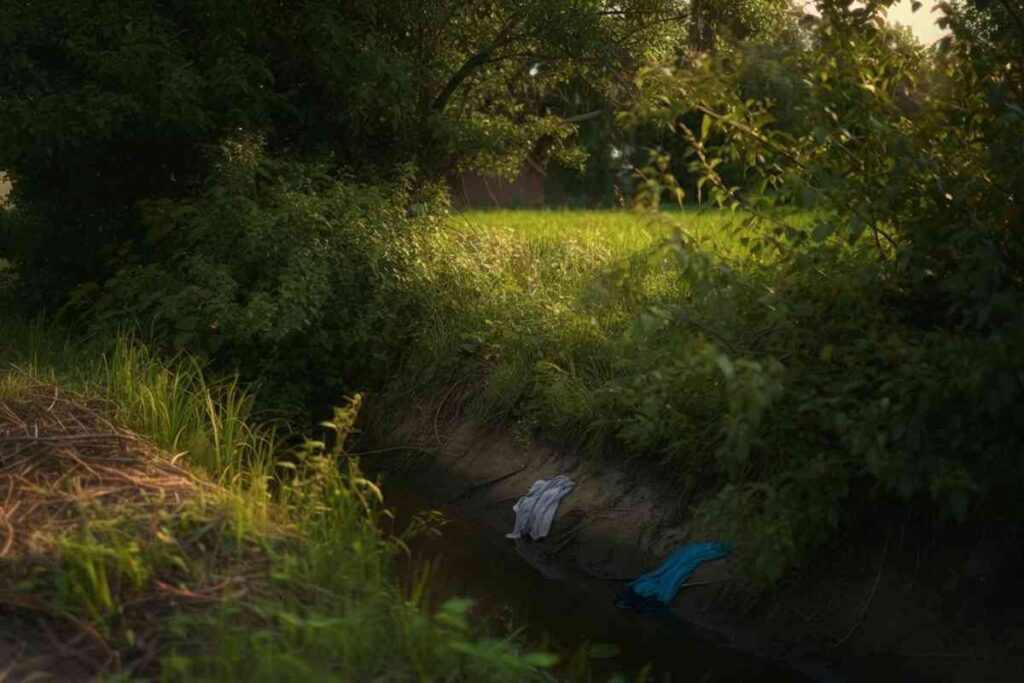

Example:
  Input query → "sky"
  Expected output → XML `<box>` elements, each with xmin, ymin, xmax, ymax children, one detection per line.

<box><xmin>887</xmin><ymin>0</ymin><xmax>948</xmax><ymax>43</ymax></box>
<box><xmin>803</xmin><ymin>1</ymin><xmax>950</xmax><ymax>45</ymax></box>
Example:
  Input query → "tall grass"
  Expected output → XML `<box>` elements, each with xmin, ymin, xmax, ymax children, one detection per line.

<box><xmin>0</xmin><ymin>318</ymin><xmax>276</xmax><ymax>486</ymax></box>
<box><xmin>387</xmin><ymin>208</ymin><xmax>880</xmax><ymax>582</ymax></box>
<box><xmin>400</xmin><ymin>207</ymin><xmax>813</xmax><ymax>434</ymax></box>
<box><xmin>0</xmin><ymin>317</ymin><xmax>555</xmax><ymax>681</ymax></box>
<box><xmin>391</xmin><ymin>205</ymin><xmax>1022</xmax><ymax>584</ymax></box>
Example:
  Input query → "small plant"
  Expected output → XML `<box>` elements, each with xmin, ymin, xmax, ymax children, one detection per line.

<box><xmin>55</xmin><ymin>532</ymin><xmax>149</xmax><ymax>626</ymax></box>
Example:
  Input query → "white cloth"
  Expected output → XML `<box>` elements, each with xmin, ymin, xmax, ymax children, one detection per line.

<box><xmin>505</xmin><ymin>475</ymin><xmax>575</xmax><ymax>540</ymax></box>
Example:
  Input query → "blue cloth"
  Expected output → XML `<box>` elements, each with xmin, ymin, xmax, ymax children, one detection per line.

<box><xmin>618</xmin><ymin>541</ymin><xmax>731</xmax><ymax>607</ymax></box>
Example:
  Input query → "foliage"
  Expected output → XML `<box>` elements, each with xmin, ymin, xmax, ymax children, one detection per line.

<box><xmin>0</xmin><ymin>0</ymin><xmax>695</xmax><ymax>416</ymax></box>
<box><xmin>0</xmin><ymin>0</ymin><xmax>686</xmax><ymax>304</ymax></box>
<box><xmin>544</xmin><ymin>0</ymin><xmax>805</xmax><ymax>207</ymax></box>
<box><xmin>608</xmin><ymin>0</ymin><xmax>1024</xmax><ymax>578</ymax></box>
<box><xmin>687</xmin><ymin>0</ymin><xmax>800</xmax><ymax>50</ymax></box>
<box><xmin>3</xmin><ymin>0</ymin><xmax>1022</xmax><ymax>597</ymax></box>
<box><xmin>384</xmin><ymin>177</ymin><xmax>1024</xmax><ymax>584</ymax></box>
<box><xmin>81</xmin><ymin>138</ymin><xmax>444</xmax><ymax>410</ymax></box>
<box><xmin>383</xmin><ymin>209</ymin><xmax>819</xmax><ymax>522</ymax></box>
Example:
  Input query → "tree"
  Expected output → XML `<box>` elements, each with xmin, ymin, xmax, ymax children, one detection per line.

<box><xmin>544</xmin><ymin>0</ymin><xmax>804</xmax><ymax>206</ymax></box>
<box><xmin>0</xmin><ymin>0</ymin><xmax>686</xmax><ymax>306</ymax></box>
<box><xmin>688</xmin><ymin>0</ymin><xmax>797</xmax><ymax>50</ymax></box>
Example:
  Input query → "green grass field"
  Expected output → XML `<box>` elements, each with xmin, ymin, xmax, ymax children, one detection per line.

<box><xmin>401</xmin><ymin>207</ymin><xmax>816</xmax><ymax>452</ymax></box>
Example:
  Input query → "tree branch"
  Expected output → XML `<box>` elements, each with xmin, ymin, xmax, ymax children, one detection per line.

<box><xmin>432</xmin><ymin>18</ymin><xmax>522</xmax><ymax>112</ymax></box>
<box><xmin>431</xmin><ymin>4</ymin><xmax>685</xmax><ymax>113</ymax></box>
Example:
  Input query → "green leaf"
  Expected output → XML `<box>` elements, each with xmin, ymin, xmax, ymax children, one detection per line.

<box><xmin>701</xmin><ymin>113</ymin><xmax>712</xmax><ymax>141</ymax></box>
<box><xmin>523</xmin><ymin>652</ymin><xmax>560</xmax><ymax>667</ymax></box>
<box><xmin>714</xmin><ymin>354</ymin><xmax>735</xmax><ymax>379</ymax></box>
<box><xmin>819</xmin><ymin>345</ymin><xmax>834</xmax><ymax>362</ymax></box>
<box><xmin>848</xmin><ymin>215</ymin><xmax>868</xmax><ymax>243</ymax></box>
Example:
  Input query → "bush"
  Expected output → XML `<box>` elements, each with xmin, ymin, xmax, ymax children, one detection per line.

<box><xmin>611</xmin><ymin>0</ymin><xmax>1024</xmax><ymax>580</ymax></box>
<box><xmin>83</xmin><ymin>139</ymin><xmax>445</xmax><ymax>411</ymax></box>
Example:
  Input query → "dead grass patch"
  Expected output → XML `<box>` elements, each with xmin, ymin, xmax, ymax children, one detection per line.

<box><xmin>0</xmin><ymin>371</ymin><xmax>253</xmax><ymax>678</ymax></box>
<box><xmin>0</xmin><ymin>373</ymin><xmax>214</xmax><ymax>558</ymax></box>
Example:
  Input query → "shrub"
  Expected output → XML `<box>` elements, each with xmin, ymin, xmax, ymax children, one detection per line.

<box><xmin>612</xmin><ymin>0</ymin><xmax>1024</xmax><ymax>580</ymax></box>
<box><xmin>84</xmin><ymin>140</ymin><xmax>445</xmax><ymax>411</ymax></box>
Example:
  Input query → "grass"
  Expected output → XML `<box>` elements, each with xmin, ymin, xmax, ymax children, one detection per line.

<box><xmin>396</xmin><ymin>207</ymin><xmax>815</xmax><ymax>461</ymax></box>
<box><xmin>381</xmin><ymin>206</ymin><xmax>972</xmax><ymax>583</ymax></box>
<box><xmin>0</xmin><ymin>318</ymin><xmax>557</xmax><ymax>681</ymax></box>
<box><xmin>385</xmin><ymin>206</ymin><xmax>1023</xmax><ymax>585</ymax></box>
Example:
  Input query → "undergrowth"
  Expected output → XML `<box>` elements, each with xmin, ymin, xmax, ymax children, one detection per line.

<box><xmin>0</xmin><ymin>319</ymin><xmax>558</xmax><ymax>681</ymax></box>
<box><xmin>382</xmin><ymin>206</ymin><xmax>1024</xmax><ymax>584</ymax></box>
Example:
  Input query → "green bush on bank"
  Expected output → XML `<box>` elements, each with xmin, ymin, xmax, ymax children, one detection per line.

<box><xmin>84</xmin><ymin>139</ymin><xmax>445</xmax><ymax>412</ymax></box>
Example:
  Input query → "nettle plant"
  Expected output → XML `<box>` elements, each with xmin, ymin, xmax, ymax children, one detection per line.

<box><xmin>620</xmin><ymin>0</ymin><xmax>1024</xmax><ymax>581</ymax></box>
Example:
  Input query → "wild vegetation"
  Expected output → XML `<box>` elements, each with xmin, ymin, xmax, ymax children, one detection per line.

<box><xmin>0</xmin><ymin>320</ymin><xmax>562</xmax><ymax>680</ymax></box>
<box><xmin>1</xmin><ymin>0</ymin><xmax>1023</xmax><ymax>676</ymax></box>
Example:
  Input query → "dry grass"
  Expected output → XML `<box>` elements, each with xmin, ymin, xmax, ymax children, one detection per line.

<box><xmin>0</xmin><ymin>371</ymin><xmax>212</xmax><ymax>559</ymax></box>
<box><xmin>0</xmin><ymin>371</ymin><xmax>244</xmax><ymax>679</ymax></box>
<box><xmin>0</xmin><ymin>331</ymin><xmax>556</xmax><ymax>681</ymax></box>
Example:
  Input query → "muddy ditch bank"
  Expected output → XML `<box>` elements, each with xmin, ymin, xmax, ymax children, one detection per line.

<box><xmin>362</xmin><ymin>406</ymin><xmax>1024</xmax><ymax>682</ymax></box>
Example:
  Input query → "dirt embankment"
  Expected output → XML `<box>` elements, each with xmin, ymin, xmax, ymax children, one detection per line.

<box><xmin>368</xmin><ymin>403</ymin><xmax>1024</xmax><ymax>682</ymax></box>
<box><xmin>0</xmin><ymin>173</ymin><xmax>11</xmax><ymax>205</ymax></box>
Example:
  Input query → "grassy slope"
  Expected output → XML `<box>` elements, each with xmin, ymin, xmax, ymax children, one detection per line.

<box><xmin>394</xmin><ymin>206</ymin><xmax>1023</xmax><ymax>585</ymax></box>
<box><xmin>397</xmin><ymin>207</ymin><xmax>811</xmax><ymax>466</ymax></box>
<box><xmin>403</xmin><ymin>207</ymin><xmax>786</xmax><ymax>413</ymax></box>
<box><xmin>383</xmin><ymin>207</ymin><xmax>914</xmax><ymax>581</ymax></box>
<box><xmin>0</xmin><ymin>320</ymin><xmax>555</xmax><ymax>682</ymax></box>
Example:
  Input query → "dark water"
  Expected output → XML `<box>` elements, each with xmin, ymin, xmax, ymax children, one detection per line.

<box><xmin>385</xmin><ymin>485</ymin><xmax>811</xmax><ymax>682</ymax></box>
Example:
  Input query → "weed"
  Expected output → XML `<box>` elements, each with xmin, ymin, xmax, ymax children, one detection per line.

<box><xmin>0</xmin><ymin>322</ymin><xmax>554</xmax><ymax>680</ymax></box>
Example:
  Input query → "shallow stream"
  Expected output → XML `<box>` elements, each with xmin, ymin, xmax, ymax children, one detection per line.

<box><xmin>385</xmin><ymin>485</ymin><xmax>810</xmax><ymax>682</ymax></box>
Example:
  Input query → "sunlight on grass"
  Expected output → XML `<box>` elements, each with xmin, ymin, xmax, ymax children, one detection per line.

<box><xmin>401</xmin><ymin>208</ymin><xmax>816</xmax><ymax>435</ymax></box>
<box><xmin>0</xmin><ymin>319</ymin><xmax>554</xmax><ymax>681</ymax></box>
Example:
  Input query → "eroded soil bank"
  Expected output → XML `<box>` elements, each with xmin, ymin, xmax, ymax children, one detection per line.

<box><xmin>365</xmin><ymin>405</ymin><xmax>1024</xmax><ymax>682</ymax></box>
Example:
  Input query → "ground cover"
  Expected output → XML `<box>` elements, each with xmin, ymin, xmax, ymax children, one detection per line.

<box><xmin>0</xmin><ymin>320</ymin><xmax>556</xmax><ymax>681</ymax></box>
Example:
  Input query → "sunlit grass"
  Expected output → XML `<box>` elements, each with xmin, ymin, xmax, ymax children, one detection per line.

<box><xmin>0</xmin><ymin>318</ymin><xmax>553</xmax><ymax>681</ymax></box>
<box><xmin>398</xmin><ymin>208</ymin><xmax>814</xmax><ymax>437</ymax></box>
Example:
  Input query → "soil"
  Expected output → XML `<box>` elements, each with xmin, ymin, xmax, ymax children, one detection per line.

<box><xmin>365</xmin><ymin>405</ymin><xmax>1024</xmax><ymax>682</ymax></box>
